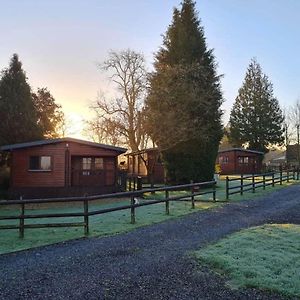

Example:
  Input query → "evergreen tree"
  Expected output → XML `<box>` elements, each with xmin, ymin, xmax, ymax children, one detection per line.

<box><xmin>0</xmin><ymin>54</ymin><xmax>42</xmax><ymax>146</ymax></box>
<box><xmin>146</xmin><ymin>0</ymin><xmax>223</xmax><ymax>183</ymax></box>
<box><xmin>32</xmin><ymin>87</ymin><xmax>65</xmax><ymax>138</ymax></box>
<box><xmin>229</xmin><ymin>59</ymin><xmax>284</xmax><ymax>153</ymax></box>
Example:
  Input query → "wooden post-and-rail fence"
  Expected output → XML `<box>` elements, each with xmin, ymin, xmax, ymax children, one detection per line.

<box><xmin>225</xmin><ymin>169</ymin><xmax>298</xmax><ymax>200</ymax></box>
<box><xmin>0</xmin><ymin>180</ymin><xmax>217</xmax><ymax>238</ymax></box>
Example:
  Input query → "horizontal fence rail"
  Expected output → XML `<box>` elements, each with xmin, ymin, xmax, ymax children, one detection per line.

<box><xmin>0</xmin><ymin>180</ymin><xmax>217</xmax><ymax>238</ymax></box>
<box><xmin>225</xmin><ymin>169</ymin><xmax>298</xmax><ymax>200</ymax></box>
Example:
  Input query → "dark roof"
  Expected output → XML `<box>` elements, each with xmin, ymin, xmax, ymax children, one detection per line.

<box><xmin>218</xmin><ymin>148</ymin><xmax>264</xmax><ymax>155</ymax></box>
<box><xmin>0</xmin><ymin>137</ymin><xmax>127</xmax><ymax>153</ymax></box>
<box><xmin>124</xmin><ymin>148</ymin><xmax>158</xmax><ymax>156</ymax></box>
<box><xmin>263</xmin><ymin>150</ymin><xmax>286</xmax><ymax>163</ymax></box>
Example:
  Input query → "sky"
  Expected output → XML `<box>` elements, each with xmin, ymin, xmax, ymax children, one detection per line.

<box><xmin>1</xmin><ymin>0</ymin><xmax>300</xmax><ymax>138</ymax></box>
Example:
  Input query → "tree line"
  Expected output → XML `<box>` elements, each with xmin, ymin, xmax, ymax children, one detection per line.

<box><xmin>1</xmin><ymin>0</ymin><xmax>295</xmax><ymax>183</ymax></box>
<box><xmin>85</xmin><ymin>0</ymin><xmax>288</xmax><ymax>183</ymax></box>
<box><xmin>85</xmin><ymin>0</ymin><xmax>223</xmax><ymax>183</ymax></box>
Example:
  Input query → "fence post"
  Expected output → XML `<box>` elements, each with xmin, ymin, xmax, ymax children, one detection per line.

<box><xmin>240</xmin><ymin>174</ymin><xmax>243</xmax><ymax>195</ymax></box>
<box><xmin>263</xmin><ymin>174</ymin><xmax>266</xmax><ymax>190</ymax></box>
<box><xmin>213</xmin><ymin>182</ymin><xmax>216</xmax><ymax>202</ymax></box>
<box><xmin>130</xmin><ymin>194</ymin><xmax>135</xmax><ymax>224</ymax></box>
<box><xmin>19</xmin><ymin>196</ymin><xmax>24</xmax><ymax>239</ymax></box>
<box><xmin>293</xmin><ymin>168</ymin><xmax>295</xmax><ymax>180</ymax></box>
<box><xmin>280</xmin><ymin>170</ymin><xmax>282</xmax><ymax>185</ymax></box>
<box><xmin>252</xmin><ymin>174</ymin><xmax>255</xmax><ymax>193</ymax></box>
<box><xmin>191</xmin><ymin>180</ymin><xmax>195</xmax><ymax>209</ymax></box>
<box><xmin>297</xmin><ymin>167</ymin><xmax>299</xmax><ymax>180</ymax></box>
<box><xmin>137</xmin><ymin>176</ymin><xmax>143</xmax><ymax>190</ymax></box>
<box><xmin>287</xmin><ymin>170</ymin><xmax>290</xmax><ymax>183</ymax></box>
<box><xmin>84</xmin><ymin>197</ymin><xmax>89</xmax><ymax>236</ymax></box>
<box><xmin>272</xmin><ymin>172</ymin><xmax>275</xmax><ymax>187</ymax></box>
<box><xmin>165</xmin><ymin>190</ymin><xmax>170</xmax><ymax>215</ymax></box>
<box><xmin>226</xmin><ymin>176</ymin><xmax>229</xmax><ymax>200</ymax></box>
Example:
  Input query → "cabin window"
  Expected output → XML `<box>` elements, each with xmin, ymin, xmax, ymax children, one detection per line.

<box><xmin>95</xmin><ymin>158</ymin><xmax>104</xmax><ymax>170</ymax></box>
<box><xmin>82</xmin><ymin>157</ymin><xmax>104</xmax><ymax>175</ymax></box>
<box><xmin>238</xmin><ymin>156</ymin><xmax>249</xmax><ymax>164</ymax></box>
<box><xmin>219</xmin><ymin>156</ymin><xmax>229</xmax><ymax>164</ymax></box>
<box><xmin>29</xmin><ymin>156</ymin><xmax>51</xmax><ymax>171</ymax></box>
<box><xmin>82</xmin><ymin>158</ymin><xmax>92</xmax><ymax>170</ymax></box>
<box><xmin>82</xmin><ymin>157</ymin><xmax>92</xmax><ymax>175</ymax></box>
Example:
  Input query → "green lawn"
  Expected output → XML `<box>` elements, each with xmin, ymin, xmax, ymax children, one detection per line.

<box><xmin>0</xmin><ymin>178</ymin><xmax>297</xmax><ymax>255</ymax></box>
<box><xmin>195</xmin><ymin>224</ymin><xmax>300</xmax><ymax>297</ymax></box>
<box><xmin>0</xmin><ymin>197</ymin><xmax>218</xmax><ymax>255</ymax></box>
<box><xmin>216</xmin><ymin>176</ymin><xmax>295</xmax><ymax>202</ymax></box>
<box><xmin>143</xmin><ymin>178</ymin><xmax>295</xmax><ymax>203</ymax></box>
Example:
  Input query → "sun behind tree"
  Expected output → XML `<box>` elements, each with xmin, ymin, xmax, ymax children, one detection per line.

<box><xmin>32</xmin><ymin>87</ymin><xmax>65</xmax><ymax>139</ymax></box>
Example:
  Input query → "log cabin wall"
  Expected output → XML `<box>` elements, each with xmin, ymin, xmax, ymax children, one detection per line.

<box><xmin>147</xmin><ymin>151</ymin><xmax>164</xmax><ymax>183</ymax></box>
<box><xmin>126</xmin><ymin>149</ymin><xmax>165</xmax><ymax>183</ymax></box>
<box><xmin>8</xmin><ymin>140</ymin><xmax>124</xmax><ymax>198</ymax></box>
<box><xmin>217</xmin><ymin>149</ymin><xmax>263</xmax><ymax>175</ymax></box>
<box><xmin>11</xmin><ymin>143</ymin><xmax>65</xmax><ymax>188</ymax></box>
<box><xmin>67</xmin><ymin>141</ymin><xmax>120</xmax><ymax>187</ymax></box>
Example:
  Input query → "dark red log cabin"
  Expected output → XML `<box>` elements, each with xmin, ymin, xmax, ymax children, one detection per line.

<box><xmin>125</xmin><ymin>148</ymin><xmax>165</xmax><ymax>183</ymax></box>
<box><xmin>217</xmin><ymin>148</ymin><xmax>264</xmax><ymax>175</ymax></box>
<box><xmin>0</xmin><ymin>138</ymin><xmax>127</xmax><ymax>199</ymax></box>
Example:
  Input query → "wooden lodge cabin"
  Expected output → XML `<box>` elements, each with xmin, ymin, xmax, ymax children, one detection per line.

<box><xmin>217</xmin><ymin>148</ymin><xmax>264</xmax><ymax>175</ymax></box>
<box><xmin>286</xmin><ymin>144</ymin><xmax>300</xmax><ymax>166</ymax></box>
<box><xmin>0</xmin><ymin>138</ymin><xmax>127</xmax><ymax>199</ymax></box>
<box><xmin>125</xmin><ymin>148</ymin><xmax>165</xmax><ymax>183</ymax></box>
<box><xmin>263</xmin><ymin>149</ymin><xmax>286</xmax><ymax>169</ymax></box>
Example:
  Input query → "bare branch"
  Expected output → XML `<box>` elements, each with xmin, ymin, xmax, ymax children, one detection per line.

<box><xmin>85</xmin><ymin>49</ymin><xmax>150</xmax><ymax>151</ymax></box>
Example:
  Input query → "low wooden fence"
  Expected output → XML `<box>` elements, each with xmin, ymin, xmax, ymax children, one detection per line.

<box><xmin>225</xmin><ymin>169</ymin><xmax>297</xmax><ymax>200</ymax></box>
<box><xmin>0</xmin><ymin>180</ymin><xmax>216</xmax><ymax>238</ymax></box>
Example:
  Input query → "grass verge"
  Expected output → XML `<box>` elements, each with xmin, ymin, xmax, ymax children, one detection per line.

<box><xmin>0</xmin><ymin>199</ymin><xmax>218</xmax><ymax>255</ymax></box>
<box><xmin>218</xmin><ymin>177</ymin><xmax>296</xmax><ymax>202</ymax></box>
<box><xmin>195</xmin><ymin>224</ymin><xmax>300</xmax><ymax>297</ymax></box>
<box><xmin>0</xmin><ymin>179</ymin><xmax>297</xmax><ymax>255</ymax></box>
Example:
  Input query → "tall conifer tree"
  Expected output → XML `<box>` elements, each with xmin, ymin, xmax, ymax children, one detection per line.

<box><xmin>0</xmin><ymin>54</ymin><xmax>42</xmax><ymax>146</ymax></box>
<box><xmin>146</xmin><ymin>0</ymin><xmax>223</xmax><ymax>183</ymax></box>
<box><xmin>229</xmin><ymin>59</ymin><xmax>284</xmax><ymax>152</ymax></box>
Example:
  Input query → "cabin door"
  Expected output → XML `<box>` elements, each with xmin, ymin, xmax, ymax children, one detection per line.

<box><xmin>71</xmin><ymin>156</ymin><xmax>105</xmax><ymax>187</ymax></box>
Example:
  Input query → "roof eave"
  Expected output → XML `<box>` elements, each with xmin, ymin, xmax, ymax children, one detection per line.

<box><xmin>0</xmin><ymin>137</ymin><xmax>127</xmax><ymax>153</ymax></box>
<box><xmin>218</xmin><ymin>148</ymin><xmax>264</xmax><ymax>155</ymax></box>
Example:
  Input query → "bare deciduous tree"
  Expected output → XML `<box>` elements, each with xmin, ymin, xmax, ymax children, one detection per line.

<box><xmin>56</xmin><ymin>115</ymin><xmax>74</xmax><ymax>138</ymax></box>
<box><xmin>86</xmin><ymin>49</ymin><xmax>150</xmax><ymax>151</ymax></box>
<box><xmin>286</xmin><ymin>99</ymin><xmax>300</xmax><ymax>145</ymax></box>
<box><xmin>83</xmin><ymin>114</ymin><xmax>123</xmax><ymax>146</ymax></box>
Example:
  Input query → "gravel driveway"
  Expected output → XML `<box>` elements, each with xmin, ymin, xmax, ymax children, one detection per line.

<box><xmin>1</xmin><ymin>185</ymin><xmax>300</xmax><ymax>300</ymax></box>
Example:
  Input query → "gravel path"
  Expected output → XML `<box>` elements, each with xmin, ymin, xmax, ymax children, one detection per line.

<box><xmin>1</xmin><ymin>185</ymin><xmax>300</xmax><ymax>300</ymax></box>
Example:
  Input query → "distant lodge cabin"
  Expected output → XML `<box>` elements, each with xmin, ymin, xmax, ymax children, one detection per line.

<box><xmin>125</xmin><ymin>148</ymin><xmax>165</xmax><ymax>183</ymax></box>
<box><xmin>263</xmin><ymin>149</ymin><xmax>286</xmax><ymax>168</ymax></box>
<box><xmin>0</xmin><ymin>138</ymin><xmax>127</xmax><ymax>199</ymax></box>
<box><xmin>286</xmin><ymin>144</ymin><xmax>300</xmax><ymax>166</ymax></box>
<box><xmin>217</xmin><ymin>148</ymin><xmax>264</xmax><ymax>175</ymax></box>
